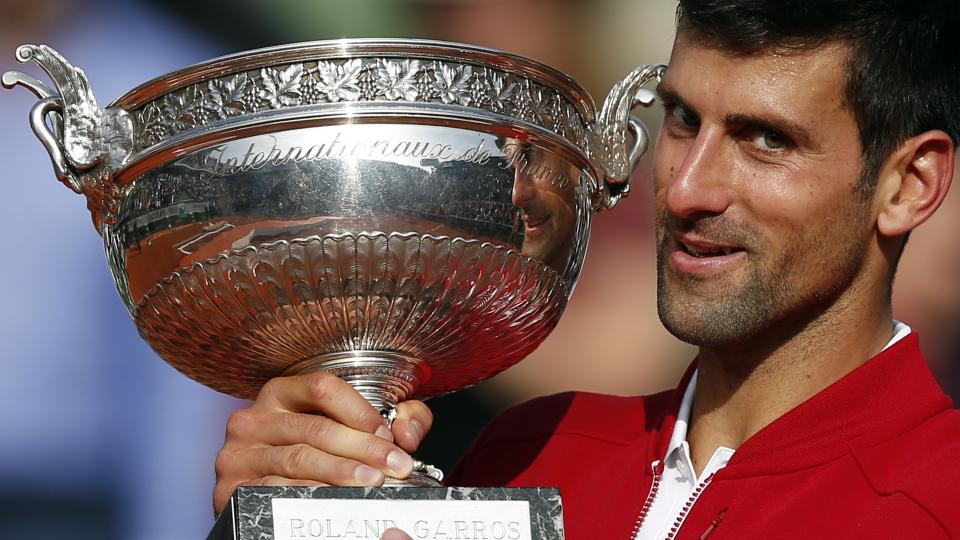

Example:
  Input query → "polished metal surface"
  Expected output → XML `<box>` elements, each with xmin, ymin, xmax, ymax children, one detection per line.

<box><xmin>5</xmin><ymin>40</ymin><xmax>662</xmax><ymax>482</ymax></box>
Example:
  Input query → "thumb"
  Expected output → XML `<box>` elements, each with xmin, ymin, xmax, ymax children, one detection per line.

<box><xmin>381</xmin><ymin>528</ymin><xmax>413</xmax><ymax>540</ymax></box>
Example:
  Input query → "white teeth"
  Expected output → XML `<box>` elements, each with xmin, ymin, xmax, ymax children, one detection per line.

<box><xmin>682</xmin><ymin>241</ymin><xmax>735</xmax><ymax>257</ymax></box>
<box><xmin>686</xmin><ymin>245</ymin><xmax>709</xmax><ymax>257</ymax></box>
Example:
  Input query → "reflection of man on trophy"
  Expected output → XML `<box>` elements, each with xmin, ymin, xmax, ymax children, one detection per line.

<box><xmin>505</xmin><ymin>138</ymin><xmax>577</xmax><ymax>272</ymax></box>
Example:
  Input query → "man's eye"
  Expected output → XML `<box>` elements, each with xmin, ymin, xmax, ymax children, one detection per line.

<box><xmin>748</xmin><ymin>129</ymin><xmax>791</xmax><ymax>151</ymax></box>
<box><xmin>667</xmin><ymin>104</ymin><xmax>699</xmax><ymax>129</ymax></box>
<box><xmin>761</xmin><ymin>130</ymin><xmax>787</xmax><ymax>149</ymax></box>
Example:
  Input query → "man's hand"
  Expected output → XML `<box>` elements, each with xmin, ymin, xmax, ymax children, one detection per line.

<box><xmin>213</xmin><ymin>372</ymin><xmax>433</xmax><ymax>514</ymax></box>
<box><xmin>381</xmin><ymin>528</ymin><xmax>413</xmax><ymax>540</ymax></box>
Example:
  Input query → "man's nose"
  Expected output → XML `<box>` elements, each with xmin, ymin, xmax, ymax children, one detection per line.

<box><xmin>663</xmin><ymin>129</ymin><xmax>733</xmax><ymax>219</ymax></box>
<box><xmin>512</xmin><ymin>172</ymin><xmax>536</xmax><ymax>208</ymax></box>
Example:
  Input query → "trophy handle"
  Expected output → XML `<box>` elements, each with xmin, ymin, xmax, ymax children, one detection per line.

<box><xmin>591</xmin><ymin>63</ymin><xmax>666</xmax><ymax>210</ymax></box>
<box><xmin>3</xmin><ymin>44</ymin><xmax>133</xmax><ymax>228</ymax></box>
<box><xmin>27</xmin><ymin>96</ymin><xmax>84</xmax><ymax>194</ymax></box>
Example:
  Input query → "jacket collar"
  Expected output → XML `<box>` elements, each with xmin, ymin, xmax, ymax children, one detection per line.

<box><xmin>715</xmin><ymin>333</ymin><xmax>952</xmax><ymax>477</ymax></box>
<box><xmin>648</xmin><ymin>333</ymin><xmax>952</xmax><ymax>478</ymax></box>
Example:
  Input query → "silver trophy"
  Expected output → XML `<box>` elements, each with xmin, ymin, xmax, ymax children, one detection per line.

<box><xmin>5</xmin><ymin>39</ymin><xmax>660</xmax><ymax>538</ymax></box>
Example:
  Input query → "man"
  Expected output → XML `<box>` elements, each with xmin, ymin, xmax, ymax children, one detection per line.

<box><xmin>213</xmin><ymin>1</ymin><xmax>960</xmax><ymax>538</ymax></box>
<box><xmin>506</xmin><ymin>138</ymin><xmax>578</xmax><ymax>272</ymax></box>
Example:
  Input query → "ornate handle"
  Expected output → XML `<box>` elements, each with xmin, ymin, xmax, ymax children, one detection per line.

<box><xmin>591</xmin><ymin>64</ymin><xmax>666</xmax><ymax>210</ymax></box>
<box><xmin>3</xmin><ymin>44</ymin><xmax>133</xmax><ymax>228</ymax></box>
<box><xmin>28</xmin><ymin>97</ymin><xmax>83</xmax><ymax>193</ymax></box>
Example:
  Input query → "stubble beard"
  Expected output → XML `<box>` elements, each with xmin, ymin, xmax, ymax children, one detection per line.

<box><xmin>656</xmin><ymin>240</ymin><xmax>788</xmax><ymax>348</ymax></box>
<box><xmin>655</xmin><ymin>211</ymin><xmax>868</xmax><ymax>350</ymax></box>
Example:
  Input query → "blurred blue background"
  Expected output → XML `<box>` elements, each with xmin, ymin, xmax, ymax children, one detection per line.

<box><xmin>1</xmin><ymin>1</ymin><xmax>956</xmax><ymax>538</ymax></box>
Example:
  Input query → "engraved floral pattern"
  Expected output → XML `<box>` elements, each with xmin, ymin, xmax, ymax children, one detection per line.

<box><xmin>139</xmin><ymin>102</ymin><xmax>168</xmax><ymax>146</ymax></box>
<box><xmin>547</xmin><ymin>94</ymin><xmax>565</xmax><ymax>133</ymax></box>
<box><xmin>415</xmin><ymin>67</ymin><xmax>436</xmax><ymax>101</ymax></box>
<box><xmin>162</xmin><ymin>87</ymin><xmax>201</xmax><ymax>132</ymax></box>
<box><xmin>299</xmin><ymin>76</ymin><xmax>325</xmax><ymax>104</ymax></box>
<box><xmin>487</xmin><ymin>70</ymin><xmax>517</xmax><ymax>114</ymax></box>
<box><xmin>131</xmin><ymin>58</ymin><xmax>589</xmax><ymax>151</ymax></box>
<box><xmin>206</xmin><ymin>73</ymin><xmax>251</xmax><ymax>118</ymax></box>
<box><xmin>513</xmin><ymin>79</ymin><xmax>535</xmax><ymax>123</ymax></box>
<box><xmin>258</xmin><ymin>65</ymin><xmax>304</xmax><ymax>108</ymax></box>
<box><xmin>241</xmin><ymin>84</ymin><xmax>263</xmax><ymax>110</ymax></box>
<box><xmin>315</xmin><ymin>59</ymin><xmax>363</xmax><ymax>102</ymax></box>
<box><xmin>530</xmin><ymin>87</ymin><xmax>555</xmax><ymax>128</ymax></box>
<box><xmin>375</xmin><ymin>59</ymin><xmax>420</xmax><ymax>101</ymax></box>
<box><xmin>565</xmin><ymin>103</ymin><xmax>586</xmax><ymax>147</ymax></box>
<box><xmin>432</xmin><ymin>63</ymin><xmax>474</xmax><ymax>105</ymax></box>
<box><xmin>468</xmin><ymin>76</ymin><xmax>489</xmax><ymax>108</ymax></box>
<box><xmin>357</xmin><ymin>66</ymin><xmax>378</xmax><ymax>100</ymax></box>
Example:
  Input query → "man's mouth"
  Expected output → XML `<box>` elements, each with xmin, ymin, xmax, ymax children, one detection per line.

<box><xmin>678</xmin><ymin>239</ymin><xmax>740</xmax><ymax>257</ymax></box>
<box><xmin>670</xmin><ymin>234</ymin><xmax>746</xmax><ymax>272</ymax></box>
<box><xmin>523</xmin><ymin>213</ymin><xmax>549</xmax><ymax>232</ymax></box>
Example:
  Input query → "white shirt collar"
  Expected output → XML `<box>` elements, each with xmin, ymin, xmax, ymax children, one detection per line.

<box><xmin>884</xmin><ymin>320</ymin><xmax>911</xmax><ymax>352</ymax></box>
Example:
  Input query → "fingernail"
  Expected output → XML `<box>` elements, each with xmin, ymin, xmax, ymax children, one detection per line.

<box><xmin>386</xmin><ymin>450</ymin><xmax>413</xmax><ymax>476</ymax></box>
<box><xmin>408</xmin><ymin>419</ymin><xmax>423</xmax><ymax>443</ymax></box>
<box><xmin>375</xmin><ymin>424</ymin><xmax>394</xmax><ymax>442</ymax></box>
<box><xmin>354</xmin><ymin>464</ymin><xmax>382</xmax><ymax>485</ymax></box>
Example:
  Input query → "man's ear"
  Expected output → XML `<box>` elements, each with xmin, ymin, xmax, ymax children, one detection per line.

<box><xmin>876</xmin><ymin>130</ymin><xmax>954</xmax><ymax>237</ymax></box>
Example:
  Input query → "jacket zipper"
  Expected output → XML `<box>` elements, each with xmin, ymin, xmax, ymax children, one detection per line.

<box><xmin>630</xmin><ymin>462</ymin><xmax>717</xmax><ymax>540</ymax></box>
<box><xmin>630</xmin><ymin>459</ymin><xmax>663</xmax><ymax>539</ymax></box>
<box><xmin>664</xmin><ymin>473</ymin><xmax>715</xmax><ymax>540</ymax></box>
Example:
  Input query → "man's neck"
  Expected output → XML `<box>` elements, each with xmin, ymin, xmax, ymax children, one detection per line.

<box><xmin>685</xmin><ymin>290</ymin><xmax>895</xmax><ymax>476</ymax></box>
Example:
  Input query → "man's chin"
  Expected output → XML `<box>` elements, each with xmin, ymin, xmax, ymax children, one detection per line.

<box><xmin>656</xmin><ymin>293</ymin><xmax>765</xmax><ymax>349</ymax></box>
<box><xmin>521</xmin><ymin>245</ymin><xmax>549</xmax><ymax>263</ymax></box>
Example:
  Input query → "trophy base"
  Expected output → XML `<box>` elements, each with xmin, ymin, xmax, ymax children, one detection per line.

<box><xmin>208</xmin><ymin>486</ymin><xmax>565</xmax><ymax>540</ymax></box>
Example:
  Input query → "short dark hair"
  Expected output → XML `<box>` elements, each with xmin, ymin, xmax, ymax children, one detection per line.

<box><xmin>676</xmin><ymin>0</ymin><xmax>960</xmax><ymax>197</ymax></box>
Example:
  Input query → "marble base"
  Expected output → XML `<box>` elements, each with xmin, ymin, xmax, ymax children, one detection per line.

<box><xmin>208</xmin><ymin>486</ymin><xmax>564</xmax><ymax>540</ymax></box>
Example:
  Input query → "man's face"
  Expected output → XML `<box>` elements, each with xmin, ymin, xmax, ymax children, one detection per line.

<box><xmin>511</xmin><ymin>148</ymin><xmax>577</xmax><ymax>270</ymax></box>
<box><xmin>655</xmin><ymin>34</ymin><xmax>875</xmax><ymax>348</ymax></box>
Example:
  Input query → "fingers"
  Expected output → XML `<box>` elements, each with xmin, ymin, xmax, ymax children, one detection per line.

<box><xmin>217</xmin><ymin>429</ymin><xmax>413</xmax><ymax>483</ymax></box>
<box><xmin>238</xmin><ymin>444</ymin><xmax>390</xmax><ymax>485</ymax></box>
<box><xmin>254</xmin><ymin>372</ymin><xmax>386</xmax><ymax>435</ymax></box>
<box><xmin>223</xmin><ymin>409</ymin><xmax>410</xmax><ymax>474</ymax></box>
<box><xmin>381</xmin><ymin>528</ymin><xmax>414</xmax><ymax>540</ymax></box>
<box><xmin>392</xmin><ymin>400</ymin><xmax>433</xmax><ymax>453</ymax></box>
<box><xmin>214</xmin><ymin>373</ymin><xmax>435</xmax><ymax>518</ymax></box>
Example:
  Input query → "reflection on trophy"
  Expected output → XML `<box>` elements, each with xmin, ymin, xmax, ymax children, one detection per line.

<box><xmin>504</xmin><ymin>138</ymin><xmax>579</xmax><ymax>271</ymax></box>
<box><xmin>4</xmin><ymin>39</ymin><xmax>661</xmax><ymax>537</ymax></box>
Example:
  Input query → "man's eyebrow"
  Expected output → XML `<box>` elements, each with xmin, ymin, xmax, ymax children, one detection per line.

<box><xmin>655</xmin><ymin>83</ymin><xmax>688</xmax><ymax>108</ymax></box>
<box><xmin>724</xmin><ymin>112</ymin><xmax>816</xmax><ymax>150</ymax></box>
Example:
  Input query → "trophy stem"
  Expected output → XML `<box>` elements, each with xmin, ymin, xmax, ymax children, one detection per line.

<box><xmin>284</xmin><ymin>350</ymin><xmax>443</xmax><ymax>486</ymax></box>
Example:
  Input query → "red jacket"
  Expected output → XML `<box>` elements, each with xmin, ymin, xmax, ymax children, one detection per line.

<box><xmin>448</xmin><ymin>334</ymin><xmax>960</xmax><ymax>539</ymax></box>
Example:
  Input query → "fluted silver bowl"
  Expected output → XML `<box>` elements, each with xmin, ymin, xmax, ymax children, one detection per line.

<box><xmin>4</xmin><ymin>40</ymin><xmax>661</xmax><ymax>409</ymax></box>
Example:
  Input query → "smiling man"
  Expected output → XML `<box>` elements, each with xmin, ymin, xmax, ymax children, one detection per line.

<box><xmin>214</xmin><ymin>1</ymin><xmax>960</xmax><ymax>539</ymax></box>
<box><xmin>507</xmin><ymin>139</ymin><xmax>578</xmax><ymax>272</ymax></box>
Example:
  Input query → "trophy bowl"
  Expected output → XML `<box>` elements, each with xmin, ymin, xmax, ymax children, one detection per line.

<box><xmin>4</xmin><ymin>39</ymin><xmax>661</xmax><ymax>485</ymax></box>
